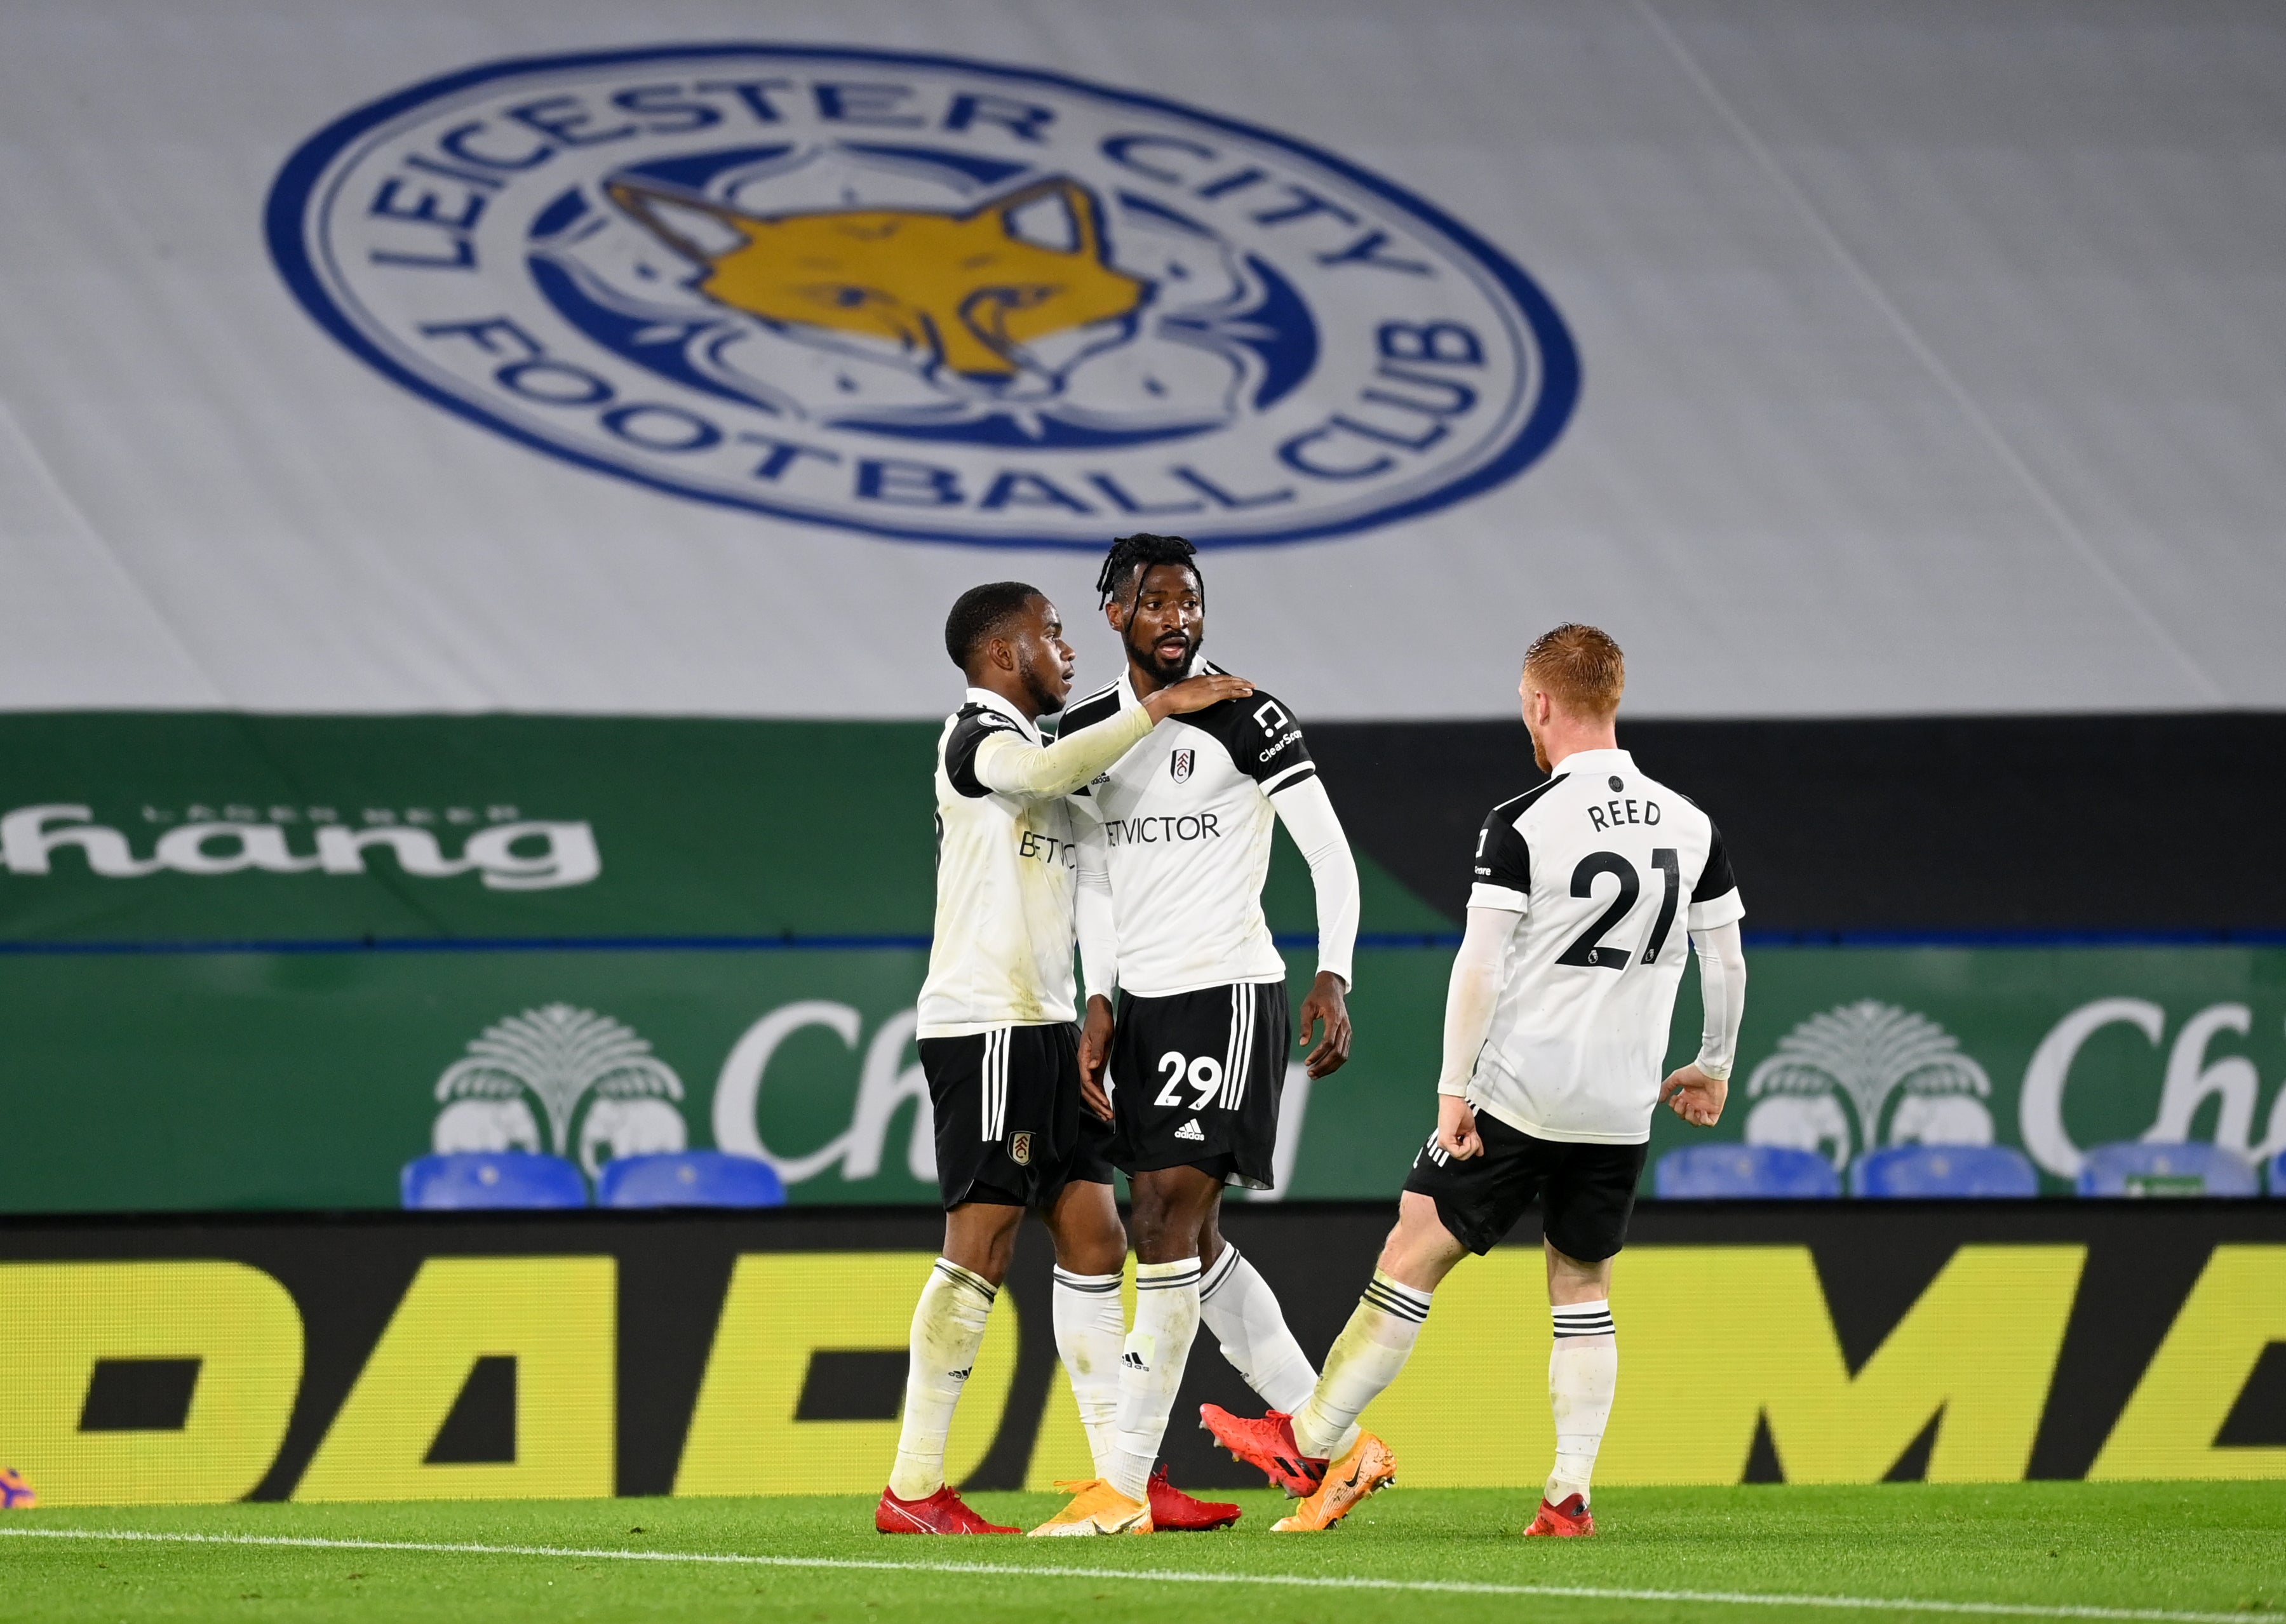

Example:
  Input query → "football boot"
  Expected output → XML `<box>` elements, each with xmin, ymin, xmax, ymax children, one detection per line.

<box><xmin>1270</xmin><ymin>1432</ymin><xmax>1397</xmax><ymax>1532</ymax></box>
<box><xmin>1147</xmin><ymin>1463</ymin><xmax>1240</xmax><ymax>1531</ymax></box>
<box><xmin>875</xmin><ymin>1484</ymin><xmax>1018</xmax><ymax>1534</ymax></box>
<box><xmin>1523</xmin><ymin>1493</ymin><xmax>1596</xmax><ymax>1538</ymax></box>
<box><xmin>1027</xmin><ymin>1479</ymin><xmax>1153</xmax><ymax>1536</ymax></box>
<box><xmin>1198</xmin><ymin>1405</ymin><xmax>1325</xmax><ymax>1496</ymax></box>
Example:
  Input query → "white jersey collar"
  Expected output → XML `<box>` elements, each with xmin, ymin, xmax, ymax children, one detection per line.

<box><xmin>964</xmin><ymin>685</ymin><xmax>1042</xmax><ymax>744</ymax></box>
<box><xmin>1117</xmin><ymin>658</ymin><xmax>1217</xmax><ymax>711</ymax></box>
<box><xmin>1546</xmin><ymin>746</ymin><xmax>1636</xmax><ymax>779</ymax></box>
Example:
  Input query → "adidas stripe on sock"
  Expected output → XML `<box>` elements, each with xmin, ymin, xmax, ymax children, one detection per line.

<box><xmin>1109</xmin><ymin>1258</ymin><xmax>1202</xmax><ymax>1500</ymax></box>
<box><xmin>1290</xmin><ymin>1270</ymin><xmax>1433</xmax><ymax>1460</ymax></box>
<box><xmin>888</xmin><ymin>1258</ymin><xmax>997</xmax><ymax>1500</ymax></box>
<box><xmin>1052</xmin><ymin>1266</ymin><xmax>1126</xmax><ymax>1479</ymax></box>
<box><xmin>1199</xmin><ymin>1245</ymin><xmax>1319</xmax><ymax>1415</ymax></box>
<box><xmin>1548</xmin><ymin>1298</ymin><xmax>1617</xmax><ymax>1504</ymax></box>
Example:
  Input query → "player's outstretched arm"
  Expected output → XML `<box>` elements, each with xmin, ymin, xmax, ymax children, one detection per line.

<box><xmin>1271</xmin><ymin>777</ymin><xmax>1359</xmax><ymax>1077</ymax></box>
<box><xmin>1660</xmin><ymin>920</ymin><xmax>1746</xmax><ymax>1127</ymax></box>
<box><xmin>971</xmin><ymin>673</ymin><xmax>1254</xmax><ymax>801</ymax></box>
<box><xmin>1434</xmin><ymin>906</ymin><xmax>1509</xmax><ymax>1157</ymax></box>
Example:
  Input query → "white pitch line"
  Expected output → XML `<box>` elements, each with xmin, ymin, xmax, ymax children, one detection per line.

<box><xmin>0</xmin><ymin>1526</ymin><xmax>2266</xmax><ymax>1622</ymax></box>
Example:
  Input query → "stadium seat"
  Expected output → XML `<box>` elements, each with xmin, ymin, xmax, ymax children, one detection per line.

<box><xmin>2076</xmin><ymin>1141</ymin><xmax>2259</xmax><ymax>1197</ymax></box>
<box><xmin>400</xmin><ymin>1151</ymin><xmax>587</xmax><ymax>1210</ymax></box>
<box><xmin>1655</xmin><ymin>1144</ymin><xmax>1840</xmax><ymax>1198</ymax></box>
<box><xmin>2271</xmin><ymin>1150</ymin><xmax>2286</xmax><ymax>1196</ymax></box>
<box><xmin>596</xmin><ymin>1151</ymin><xmax>786</xmax><ymax>1209</ymax></box>
<box><xmin>1852</xmin><ymin>1144</ymin><xmax>2040</xmax><ymax>1198</ymax></box>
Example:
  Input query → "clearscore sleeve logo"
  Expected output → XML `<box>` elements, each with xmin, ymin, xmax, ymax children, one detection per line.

<box><xmin>267</xmin><ymin>44</ymin><xmax>1577</xmax><ymax>549</ymax></box>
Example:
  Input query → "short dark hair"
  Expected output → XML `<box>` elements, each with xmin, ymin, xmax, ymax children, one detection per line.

<box><xmin>1094</xmin><ymin>533</ymin><xmax>1201</xmax><ymax>608</ymax></box>
<box><xmin>945</xmin><ymin>581</ymin><xmax>1043</xmax><ymax>671</ymax></box>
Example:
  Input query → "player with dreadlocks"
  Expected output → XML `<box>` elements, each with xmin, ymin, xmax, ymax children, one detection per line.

<box><xmin>1028</xmin><ymin>534</ymin><xmax>1363</xmax><ymax>1536</ymax></box>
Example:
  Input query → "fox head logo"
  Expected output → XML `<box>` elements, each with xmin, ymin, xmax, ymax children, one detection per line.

<box><xmin>606</xmin><ymin>175</ymin><xmax>1151</xmax><ymax>389</ymax></box>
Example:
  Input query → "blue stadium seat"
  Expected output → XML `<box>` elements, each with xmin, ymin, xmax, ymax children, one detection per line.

<box><xmin>1655</xmin><ymin>1144</ymin><xmax>1840</xmax><ymax>1198</ymax></box>
<box><xmin>401</xmin><ymin>1151</ymin><xmax>587</xmax><ymax>1210</ymax></box>
<box><xmin>1852</xmin><ymin>1144</ymin><xmax>2039</xmax><ymax>1198</ymax></box>
<box><xmin>596</xmin><ymin>1151</ymin><xmax>786</xmax><ymax>1209</ymax></box>
<box><xmin>2270</xmin><ymin>1150</ymin><xmax>2286</xmax><ymax>1196</ymax></box>
<box><xmin>2076</xmin><ymin>1141</ymin><xmax>2259</xmax><ymax>1197</ymax></box>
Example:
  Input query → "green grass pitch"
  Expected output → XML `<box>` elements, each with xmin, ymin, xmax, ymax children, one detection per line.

<box><xmin>4</xmin><ymin>1484</ymin><xmax>2280</xmax><ymax>1623</ymax></box>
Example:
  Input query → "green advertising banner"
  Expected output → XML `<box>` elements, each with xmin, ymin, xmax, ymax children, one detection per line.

<box><xmin>3</xmin><ymin>715</ymin><xmax>2282</xmax><ymax>1211</ymax></box>
<box><xmin>3</xmin><ymin>941</ymin><xmax>2282</xmax><ymax>1212</ymax></box>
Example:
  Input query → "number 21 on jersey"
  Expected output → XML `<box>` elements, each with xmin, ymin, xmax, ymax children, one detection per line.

<box><xmin>1556</xmin><ymin>848</ymin><xmax>1679</xmax><ymax>970</ymax></box>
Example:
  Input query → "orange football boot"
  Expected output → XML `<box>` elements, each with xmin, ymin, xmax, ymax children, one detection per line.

<box><xmin>1270</xmin><ymin>1432</ymin><xmax>1397</xmax><ymax>1532</ymax></box>
<box><xmin>1028</xmin><ymin>1478</ymin><xmax>1153</xmax><ymax>1536</ymax></box>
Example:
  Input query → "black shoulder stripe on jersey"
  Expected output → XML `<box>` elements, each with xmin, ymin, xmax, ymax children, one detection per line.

<box><xmin>944</xmin><ymin>704</ymin><xmax>1020</xmax><ymax>799</ymax></box>
<box><xmin>1692</xmin><ymin>819</ymin><xmax>1739</xmax><ymax>903</ymax></box>
<box><xmin>1488</xmin><ymin>774</ymin><xmax>1568</xmax><ymax>822</ymax></box>
<box><xmin>1472</xmin><ymin>774</ymin><xmax>1564</xmax><ymax>894</ymax></box>
<box><xmin>1178</xmin><ymin>684</ymin><xmax>1313</xmax><ymax>786</ymax></box>
<box><xmin>1056</xmin><ymin>683</ymin><xmax>1124</xmax><ymax>739</ymax></box>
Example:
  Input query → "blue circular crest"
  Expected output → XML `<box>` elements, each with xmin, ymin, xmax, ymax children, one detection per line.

<box><xmin>269</xmin><ymin>45</ymin><xmax>1577</xmax><ymax>549</ymax></box>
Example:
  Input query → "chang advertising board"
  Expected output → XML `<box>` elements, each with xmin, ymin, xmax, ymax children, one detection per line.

<box><xmin>266</xmin><ymin>44</ymin><xmax>1577</xmax><ymax>547</ymax></box>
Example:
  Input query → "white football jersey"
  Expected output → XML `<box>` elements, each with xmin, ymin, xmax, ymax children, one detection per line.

<box><xmin>915</xmin><ymin>689</ymin><xmax>1085</xmax><ymax>1037</ymax></box>
<box><xmin>1059</xmin><ymin>665</ymin><xmax>1315</xmax><ymax>997</ymax></box>
<box><xmin>1465</xmin><ymin>748</ymin><xmax>1744</xmax><ymax>1143</ymax></box>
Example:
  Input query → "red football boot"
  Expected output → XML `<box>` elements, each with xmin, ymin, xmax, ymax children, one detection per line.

<box><xmin>1523</xmin><ymin>1493</ymin><xmax>1596</xmax><ymax>1538</ymax></box>
<box><xmin>1146</xmin><ymin>1464</ymin><xmax>1240</xmax><ymax>1531</ymax></box>
<box><xmin>1199</xmin><ymin>1404</ymin><xmax>1326</xmax><ymax>1497</ymax></box>
<box><xmin>875</xmin><ymin>1484</ymin><xmax>1019</xmax><ymax>1534</ymax></box>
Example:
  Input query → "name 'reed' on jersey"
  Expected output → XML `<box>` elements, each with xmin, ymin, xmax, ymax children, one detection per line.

<box><xmin>1060</xmin><ymin>666</ymin><xmax>1315</xmax><ymax>997</ymax></box>
<box><xmin>917</xmin><ymin>690</ymin><xmax>1085</xmax><ymax>1037</ymax></box>
<box><xmin>1467</xmin><ymin>748</ymin><xmax>1744</xmax><ymax>1144</ymax></box>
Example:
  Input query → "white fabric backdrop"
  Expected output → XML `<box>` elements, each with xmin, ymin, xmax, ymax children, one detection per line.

<box><xmin>1</xmin><ymin>0</ymin><xmax>2282</xmax><ymax>718</ymax></box>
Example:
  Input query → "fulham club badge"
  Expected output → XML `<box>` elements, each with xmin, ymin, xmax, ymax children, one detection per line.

<box><xmin>1008</xmin><ymin>1132</ymin><xmax>1033</xmax><ymax>1167</ymax></box>
<box><xmin>1170</xmin><ymin>749</ymin><xmax>1195</xmax><ymax>784</ymax></box>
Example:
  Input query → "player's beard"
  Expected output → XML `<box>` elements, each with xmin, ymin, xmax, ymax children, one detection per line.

<box><xmin>1018</xmin><ymin>649</ymin><xmax>1066</xmax><ymax>717</ymax></box>
<box><xmin>1125</xmin><ymin>620</ymin><xmax>1195</xmax><ymax>687</ymax></box>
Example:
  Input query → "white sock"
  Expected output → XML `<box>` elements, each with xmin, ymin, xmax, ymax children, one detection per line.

<box><xmin>1199</xmin><ymin>1245</ymin><xmax>1319</xmax><ymax>1414</ymax></box>
<box><xmin>1108</xmin><ymin>1258</ymin><xmax>1201</xmax><ymax>1500</ymax></box>
<box><xmin>887</xmin><ymin>1259</ymin><xmax>995</xmax><ymax>1500</ymax></box>
<box><xmin>1290</xmin><ymin>1271</ymin><xmax>1431</xmax><ymax>1460</ymax></box>
<box><xmin>1052</xmin><ymin>1266</ymin><xmax>1127</xmax><ymax>1478</ymax></box>
<box><xmin>1548</xmin><ymin>1299</ymin><xmax>1617</xmax><ymax>1505</ymax></box>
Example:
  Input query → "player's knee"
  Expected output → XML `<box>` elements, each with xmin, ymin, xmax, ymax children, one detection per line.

<box><xmin>1374</xmin><ymin>1193</ymin><xmax>1462</xmax><ymax>1290</ymax></box>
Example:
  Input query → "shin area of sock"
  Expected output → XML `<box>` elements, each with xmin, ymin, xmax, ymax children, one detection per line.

<box><xmin>887</xmin><ymin>1258</ymin><xmax>997</xmax><ymax>1501</ymax></box>
<box><xmin>1290</xmin><ymin>1270</ymin><xmax>1431</xmax><ymax>1460</ymax></box>
<box><xmin>1549</xmin><ymin>1298</ymin><xmax>1617</xmax><ymax>1503</ymax></box>
<box><xmin>1052</xmin><ymin>1266</ymin><xmax>1127</xmax><ymax>1477</ymax></box>
<box><xmin>1107</xmin><ymin>1257</ymin><xmax>1202</xmax><ymax>1500</ymax></box>
<box><xmin>1199</xmin><ymin>1245</ymin><xmax>1319</xmax><ymax>1414</ymax></box>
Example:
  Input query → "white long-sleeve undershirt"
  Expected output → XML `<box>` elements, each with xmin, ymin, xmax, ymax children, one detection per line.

<box><xmin>1076</xmin><ymin>817</ymin><xmax>1117</xmax><ymax>1002</ymax></box>
<box><xmin>1270</xmin><ymin>775</ymin><xmax>1359</xmax><ymax>990</ymax></box>
<box><xmin>972</xmin><ymin>703</ymin><xmax>1153</xmax><ymax>801</ymax></box>
<box><xmin>1437</xmin><ymin>905</ymin><xmax>1509</xmax><ymax>1096</ymax></box>
<box><xmin>1691</xmin><ymin>920</ymin><xmax>1747</xmax><ymax>1080</ymax></box>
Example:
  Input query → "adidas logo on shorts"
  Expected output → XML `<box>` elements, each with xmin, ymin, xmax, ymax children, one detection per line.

<box><xmin>1174</xmin><ymin>1118</ymin><xmax>1206</xmax><ymax>1142</ymax></box>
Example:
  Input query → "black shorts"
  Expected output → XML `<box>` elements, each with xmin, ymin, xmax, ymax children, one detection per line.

<box><xmin>1403</xmin><ymin>1110</ymin><xmax>1647</xmax><ymax>1261</ymax></box>
<box><xmin>918</xmin><ymin>1023</ymin><xmax>1114</xmax><ymax>1211</ymax></box>
<box><xmin>1108</xmin><ymin>981</ymin><xmax>1289</xmax><ymax>1190</ymax></box>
